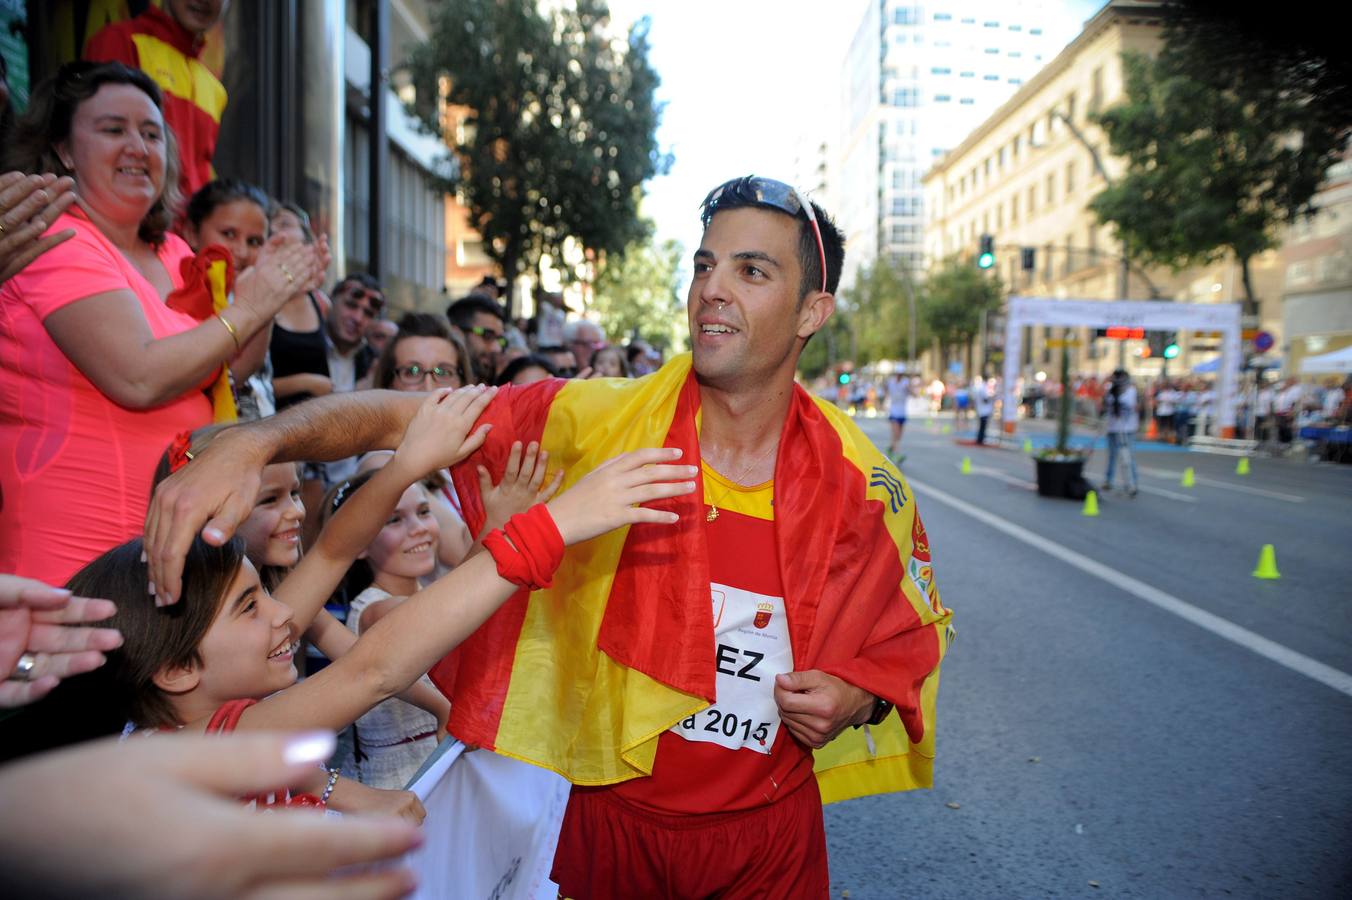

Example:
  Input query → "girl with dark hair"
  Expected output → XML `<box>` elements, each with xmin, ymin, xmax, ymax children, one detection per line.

<box><xmin>184</xmin><ymin>178</ymin><xmax>281</xmax><ymax>420</ymax></box>
<box><xmin>0</xmin><ymin>63</ymin><xmax>326</xmax><ymax>585</ymax></box>
<box><xmin>495</xmin><ymin>353</ymin><xmax>560</xmax><ymax>386</ymax></box>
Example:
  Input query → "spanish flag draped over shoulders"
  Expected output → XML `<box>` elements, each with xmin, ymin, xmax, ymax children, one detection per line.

<box><xmin>431</xmin><ymin>353</ymin><xmax>953</xmax><ymax>803</ymax></box>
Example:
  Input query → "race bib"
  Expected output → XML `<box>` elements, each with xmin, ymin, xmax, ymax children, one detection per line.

<box><xmin>672</xmin><ymin>582</ymin><xmax>794</xmax><ymax>755</ymax></box>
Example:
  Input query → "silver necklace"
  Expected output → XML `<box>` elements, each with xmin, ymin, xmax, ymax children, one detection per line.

<box><xmin>704</xmin><ymin>440</ymin><xmax>779</xmax><ymax>522</ymax></box>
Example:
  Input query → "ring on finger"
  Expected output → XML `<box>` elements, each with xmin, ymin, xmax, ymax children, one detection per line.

<box><xmin>280</xmin><ymin>263</ymin><xmax>294</xmax><ymax>284</ymax></box>
<box><xmin>0</xmin><ymin>221</ymin><xmax>7</xmax><ymax>235</ymax></box>
<box><xmin>10</xmin><ymin>652</ymin><xmax>38</xmax><ymax>682</ymax></box>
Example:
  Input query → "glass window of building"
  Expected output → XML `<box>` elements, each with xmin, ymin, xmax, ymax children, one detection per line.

<box><xmin>960</xmin><ymin>97</ymin><xmax>975</xmax><ymax>105</ymax></box>
<box><xmin>1046</xmin><ymin>172</ymin><xmax>1056</xmax><ymax>206</ymax></box>
<box><xmin>1066</xmin><ymin>161</ymin><xmax>1076</xmax><ymax>194</ymax></box>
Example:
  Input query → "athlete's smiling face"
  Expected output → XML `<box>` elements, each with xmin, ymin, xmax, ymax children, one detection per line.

<box><xmin>687</xmin><ymin>207</ymin><xmax>833</xmax><ymax>390</ymax></box>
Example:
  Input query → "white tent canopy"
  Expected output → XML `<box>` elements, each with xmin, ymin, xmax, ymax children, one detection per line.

<box><xmin>1001</xmin><ymin>297</ymin><xmax>1244</xmax><ymax>435</ymax></box>
<box><xmin>1300</xmin><ymin>344</ymin><xmax>1352</xmax><ymax>374</ymax></box>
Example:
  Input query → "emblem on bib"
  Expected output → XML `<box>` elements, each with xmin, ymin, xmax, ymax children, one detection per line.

<box><xmin>754</xmin><ymin>600</ymin><xmax>774</xmax><ymax>629</ymax></box>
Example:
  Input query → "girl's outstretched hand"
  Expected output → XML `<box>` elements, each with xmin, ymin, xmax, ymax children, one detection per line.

<box><xmin>391</xmin><ymin>385</ymin><xmax>496</xmax><ymax>478</ymax></box>
<box><xmin>478</xmin><ymin>441</ymin><xmax>565</xmax><ymax>534</ymax></box>
<box><xmin>544</xmin><ymin>448</ymin><xmax>696</xmax><ymax>546</ymax></box>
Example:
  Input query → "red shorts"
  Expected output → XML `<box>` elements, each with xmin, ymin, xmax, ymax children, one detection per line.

<box><xmin>551</xmin><ymin>775</ymin><xmax>829</xmax><ymax>900</ymax></box>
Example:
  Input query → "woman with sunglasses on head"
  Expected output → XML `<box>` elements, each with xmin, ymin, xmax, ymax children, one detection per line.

<box><xmin>0</xmin><ymin>63</ymin><xmax>326</xmax><ymax>586</ymax></box>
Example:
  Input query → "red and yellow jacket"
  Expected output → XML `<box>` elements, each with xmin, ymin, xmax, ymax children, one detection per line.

<box><xmin>85</xmin><ymin>5</ymin><xmax>226</xmax><ymax>205</ymax></box>
<box><xmin>432</xmin><ymin>355</ymin><xmax>954</xmax><ymax>803</ymax></box>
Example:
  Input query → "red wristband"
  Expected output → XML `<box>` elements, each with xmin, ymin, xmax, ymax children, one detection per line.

<box><xmin>483</xmin><ymin>503</ymin><xmax>565</xmax><ymax>590</ymax></box>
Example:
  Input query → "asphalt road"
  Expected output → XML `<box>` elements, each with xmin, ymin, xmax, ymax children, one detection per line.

<box><xmin>823</xmin><ymin>409</ymin><xmax>1352</xmax><ymax>899</ymax></box>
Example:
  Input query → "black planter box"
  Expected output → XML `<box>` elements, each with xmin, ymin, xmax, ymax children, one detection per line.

<box><xmin>1034</xmin><ymin>456</ymin><xmax>1087</xmax><ymax>499</ymax></box>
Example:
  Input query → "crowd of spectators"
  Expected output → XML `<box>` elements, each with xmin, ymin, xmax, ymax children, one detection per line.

<box><xmin>0</xmin><ymin>4</ymin><xmax>668</xmax><ymax>892</ymax></box>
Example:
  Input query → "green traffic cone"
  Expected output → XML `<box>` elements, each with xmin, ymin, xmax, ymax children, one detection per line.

<box><xmin>1252</xmin><ymin>544</ymin><xmax>1280</xmax><ymax>579</ymax></box>
<box><xmin>960</xmin><ymin>456</ymin><xmax>972</xmax><ymax>475</ymax></box>
<box><xmin>1236</xmin><ymin>457</ymin><xmax>1251</xmax><ymax>476</ymax></box>
<box><xmin>1082</xmin><ymin>490</ymin><xmax>1099</xmax><ymax>517</ymax></box>
<box><xmin>1023</xmin><ymin>438</ymin><xmax>1034</xmax><ymax>454</ymax></box>
<box><xmin>1181</xmin><ymin>466</ymin><xmax>1195</xmax><ymax>488</ymax></box>
<box><xmin>941</xmin><ymin>423</ymin><xmax>952</xmax><ymax>434</ymax></box>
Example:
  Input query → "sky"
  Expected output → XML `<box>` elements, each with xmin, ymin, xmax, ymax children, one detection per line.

<box><xmin>605</xmin><ymin>0</ymin><xmax>1108</xmax><ymax>285</ymax></box>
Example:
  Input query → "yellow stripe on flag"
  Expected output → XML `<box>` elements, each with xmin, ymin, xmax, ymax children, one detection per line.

<box><xmin>492</xmin><ymin>362</ymin><xmax>708</xmax><ymax>785</ymax></box>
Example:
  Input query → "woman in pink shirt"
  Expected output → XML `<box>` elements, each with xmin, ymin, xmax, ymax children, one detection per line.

<box><xmin>0</xmin><ymin>62</ymin><xmax>325</xmax><ymax>585</ymax></box>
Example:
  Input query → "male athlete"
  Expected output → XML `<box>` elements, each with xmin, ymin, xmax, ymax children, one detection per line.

<box><xmin>146</xmin><ymin>176</ymin><xmax>952</xmax><ymax>898</ymax></box>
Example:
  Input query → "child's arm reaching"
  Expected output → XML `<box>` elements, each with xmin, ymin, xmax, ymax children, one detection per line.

<box><xmin>302</xmin><ymin>611</ymin><xmax>451</xmax><ymax>733</ymax></box>
<box><xmin>272</xmin><ymin>385</ymin><xmax>496</xmax><ymax>632</ymax></box>
<box><xmin>476</xmin><ymin>441</ymin><xmax>565</xmax><ymax>539</ymax></box>
<box><xmin>236</xmin><ymin>447</ymin><xmax>697</xmax><ymax>734</ymax></box>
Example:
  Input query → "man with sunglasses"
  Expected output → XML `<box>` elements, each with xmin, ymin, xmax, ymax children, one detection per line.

<box><xmin>447</xmin><ymin>293</ymin><xmax>509</xmax><ymax>380</ymax></box>
<box><xmin>145</xmin><ymin>176</ymin><xmax>950</xmax><ymax>900</ymax></box>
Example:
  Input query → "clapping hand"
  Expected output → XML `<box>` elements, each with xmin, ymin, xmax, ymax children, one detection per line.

<box><xmin>0</xmin><ymin>173</ymin><xmax>78</xmax><ymax>285</ymax></box>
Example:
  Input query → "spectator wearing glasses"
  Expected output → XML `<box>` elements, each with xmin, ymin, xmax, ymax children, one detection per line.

<box><xmin>360</xmin><ymin>313</ymin><xmax>477</xmax><ymax>571</ymax></box>
<box><xmin>446</xmin><ymin>293</ymin><xmax>507</xmax><ymax>381</ymax></box>
<box><xmin>537</xmin><ymin>345</ymin><xmax>579</xmax><ymax>379</ymax></box>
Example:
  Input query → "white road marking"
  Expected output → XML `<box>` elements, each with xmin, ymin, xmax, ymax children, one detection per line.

<box><xmin>1135</xmin><ymin>483</ymin><xmax>1198</xmax><ymax>503</ymax></box>
<box><xmin>970</xmin><ymin>465</ymin><xmax>1036</xmax><ymax>491</ymax></box>
<box><xmin>1139</xmin><ymin>466</ymin><xmax>1306</xmax><ymax>503</ymax></box>
<box><xmin>910</xmin><ymin>478</ymin><xmax>1352</xmax><ymax>700</ymax></box>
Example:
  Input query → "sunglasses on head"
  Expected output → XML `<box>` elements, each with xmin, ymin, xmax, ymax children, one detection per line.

<box><xmin>699</xmin><ymin>176</ymin><xmax>827</xmax><ymax>293</ymax></box>
<box><xmin>342</xmin><ymin>286</ymin><xmax>385</xmax><ymax>311</ymax></box>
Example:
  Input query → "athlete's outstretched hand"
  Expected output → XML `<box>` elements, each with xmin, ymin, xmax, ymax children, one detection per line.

<box><xmin>544</xmin><ymin>448</ymin><xmax>696</xmax><ymax>546</ymax></box>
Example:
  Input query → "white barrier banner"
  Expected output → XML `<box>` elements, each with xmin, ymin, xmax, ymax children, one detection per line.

<box><xmin>404</xmin><ymin>740</ymin><xmax>570</xmax><ymax>900</ymax></box>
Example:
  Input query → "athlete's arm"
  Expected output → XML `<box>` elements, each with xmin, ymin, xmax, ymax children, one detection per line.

<box><xmin>145</xmin><ymin>389</ymin><xmax>427</xmax><ymax>605</ymax></box>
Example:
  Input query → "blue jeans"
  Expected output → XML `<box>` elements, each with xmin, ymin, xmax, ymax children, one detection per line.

<box><xmin>1105</xmin><ymin>432</ymin><xmax>1138</xmax><ymax>490</ymax></box>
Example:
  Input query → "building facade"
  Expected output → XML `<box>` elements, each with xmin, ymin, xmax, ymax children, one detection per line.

<box><xmin>922</xmin><ymin>0</ymin><xmax>1290</xmax><ymax>380</ymax></box>
<box><xmin>836</xmin><ymin>0</ymin><xmax>1074</xmax><ymax>292</ymax></box>
<box><xmin>18</xmin><ymin>0</ymin><xmax>462</xmax><ymax>315</ymax></box>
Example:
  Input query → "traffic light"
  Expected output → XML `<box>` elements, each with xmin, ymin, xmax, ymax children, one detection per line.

<box><xmin>1163</xmin><ymin>333</ymin><xmax>1180</xmax><ymax>359</ymax></box>
<box><xmin>838</xmin><ymin>372</ymin><xmax>851</xmax><ymax>385</ymax></box>
<box><xmin>977</xmin><ymin>234</ymin><xmax>995</xmax><ymax>270</ymax></box>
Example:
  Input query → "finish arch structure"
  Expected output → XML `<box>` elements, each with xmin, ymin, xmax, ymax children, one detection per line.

<box><xmin>1000</xmin><ymin>297</ymin><xmax>1243</xmax><ymax>437</ymax></box>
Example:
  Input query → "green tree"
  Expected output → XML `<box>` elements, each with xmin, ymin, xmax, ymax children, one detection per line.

<box><xmin>920</xmin><ymin>256</ymin><xmax>1004</xmax><ymax>375</ymax></box>
<box><xmin>842</xmin><ymin>257</ymin><xmax>926</xmax><ymax>366</ymax></box>
<box><xmin>407</xmin><ymin>0</ymin><xmax>670</xmax><ymax>316</ymax></box>
<box><xmin>591</xmin><ymin>237</ymin><xmax>684</xmax><ymax>351</ymax></box>
<box><xmin>1089</xmin><ymin>17</ymin><xmax>1349</xmax><ymax>313</ymax></box>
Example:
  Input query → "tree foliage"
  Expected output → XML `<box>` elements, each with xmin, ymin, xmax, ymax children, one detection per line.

<box><xmin>407</xmin><ymin>0</ymin><xmax>671</xmax><ymax>315</ymax></box>
<box><xmin>920</xmin><ymin>256</ymin><xmax>1004</xmax><ymax>365</ymax></box>
<box><xmin>1089</xmin><ymin>11</ymin><xmax>1350</xmax><ymax>310</ymax></box>
<box><xmin>838</xmin><ymin>258</ymin><xmax>927</xmax><ymax>367</ymax></box>
<box><xmin>591</xmin><ymin>236</ymin><xmax>684</xmax><ymax>351</ymax></box>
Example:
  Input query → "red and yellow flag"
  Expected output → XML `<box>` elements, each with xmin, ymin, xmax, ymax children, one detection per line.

<box><xmin>166</xmin><ymin>245</ymin><xmax>237</xmax><ymax>423</ymax></box>
<box><xmin>433</xmin><ymin>355</ymin><xmax>953</xmax><ymax>802</ymax></box>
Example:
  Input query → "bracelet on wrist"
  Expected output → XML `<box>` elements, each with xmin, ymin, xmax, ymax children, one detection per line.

<box><xmin>319</xmin><ymin>767</ymin><xmax>340</xmax><ymax>807</ymax></box>
<box><xmin>216</xmin><ymin>311</ymin><xmax>241</xmax><ymax>351</ymax></box>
